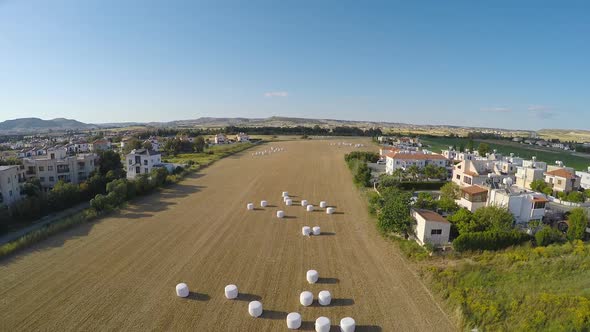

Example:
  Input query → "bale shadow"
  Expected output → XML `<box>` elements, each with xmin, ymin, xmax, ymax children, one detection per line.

<box><xmin>236</xmin><ymin>293</ymin><xmax>262</xmax><ymax>301</ymax></box>
<box><xmin>186</xmin><ymin>292</ymin><xmax>210</xmax><ymax>301</ymax></box>
<box><xmin>266</xmin><ymin>205</ymin><xmax>278</xmax><ymax>208</ymax></box>
<box><xmin>260</xmin><ymin>310</ymin><xmax>288</xmax><ymax>320</ymax></box>
<box><xmin>300</xmin><ymin>321</ymin><xmax>315</xmax><ymax>331</ymax></box>
<box><xmin>331</xmin><ymin>298</ymin><xmax>355</xmax><ymax>306</ymax></box>
<box><xmin>356</xmin><ymin>325</ymin><xmax>383</xmax><ymax>332</ymax></box>
<box><xmin>332</xmin><ymin>211</ymin><xmax>345</xmax><ymax>215</ymax></box>
<box><xmin>283</xmin><ymin>216</ymin><xmax>297</xmax><ymax>219</ymax></box>
<box><xmin>318</xmin><ymin>232</ymin><xmax>336</xmax><ymax>236</ymax></box>
<box><xmin>317</xmin><ymin>277</ymin><xmax>339</xmax><ymax>284</ymax></box>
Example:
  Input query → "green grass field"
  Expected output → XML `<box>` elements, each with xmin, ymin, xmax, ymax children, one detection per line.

<box><xmin>163</xmin><ymin>142</ymin><xmax>255</xmax><ymax>167</ymax></box>
<box><xmin>427</xmin><ymin>242</ymin><xmax>590</xmax><ymax>331</ymax></box>
<box><xmin>421</xmin><ymin>137</ymin><xmax>590</xmax><ymax>171</ymax></box>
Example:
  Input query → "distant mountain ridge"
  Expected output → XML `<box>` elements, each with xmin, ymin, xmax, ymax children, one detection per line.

<box><xmin>0</xmin><ymin>117</ymin><xmax>97</xmax><ymax>132</ymax></box>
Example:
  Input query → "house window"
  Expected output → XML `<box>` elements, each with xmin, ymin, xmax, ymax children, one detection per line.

<box><xmin>49</xmin><ymin>176</ymin><xmax>55</xmax><ymax>182</ymax></box>
<box><xmin>48</xmin><ymin>166</ymin><xmax>53</xmax><ymax>171</ymax></box>
<box><xmin>463</xmin><ymin>176</ymin><xmax>472</xmax><ymax>185</ymax></box>
<box><xmin>533</xmin><ymin>202</ymin><xmax>546</xmax><ymax>209</ymax></box>
<box><xmin>39</xmin><ymin>166</ymin><xmax>44</xmax><ymax>171</ymax></box>
<box><xmin>144</xmin><ymin>168</ymin><xmax>148</xmax><ymax>173</ymax></box>
<box><xmin>431</xmin><ymin>229</ymin><xmax>442</xmax><ymax>235</ymax></box>
<box><xmin>456</xmin><ymin>174</ymin><xmax>460</xmax><ymax>180</ymax></box>
<box><xmin>40</xmin><ymin>177</ymin><xmax>45</xmax><ymax>182</ymax></box>
<box><xmin>7</xmin><ymin>177</ymin><xmax>10</xmax><ymax>183</ymax></box>
<box><xmin>9</xmin><ymin>190</ymin><xmax>13</xmax><ymax>196</ymax></box>
<box><xmin>129</xmin><ymin>159</ymin><xmax>133</xmax><ymax>165</ymax></box>
<box><xmin>557</xmin><ymin>180</ymin><xmax>562</xmax><ymax>185</ymax></box>
<box><xmin>135</xmin><ymin>166</ymin><xmax>140</xmax><ymax>174</ymax></box>
<box><xmin>144</xmin><ymin>160</ymin><xmax>148</xmax><ymax>165</ymax></box>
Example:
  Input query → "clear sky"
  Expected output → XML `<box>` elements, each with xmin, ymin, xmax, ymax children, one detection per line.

<box><xmin>1</xmin><ymin>0</ymin><xmax>589</xmax><ymax>130</ymax></box>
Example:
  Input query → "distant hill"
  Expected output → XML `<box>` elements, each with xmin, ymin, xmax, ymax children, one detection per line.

<box><xmin>0</xmin><ymin>117</ymin><xmax>96</xmax><ymax>133</ymax></box>
<box><xmin>538</xmin><ymin>129</ymin><xmax>590</xmax><ymax>142</ymax></box>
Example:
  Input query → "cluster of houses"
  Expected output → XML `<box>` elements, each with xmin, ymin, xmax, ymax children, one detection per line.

<box><xmin>214</xmin><ymin>132</ymin><xmax>250</xmax><ymax>144</ymax></box>
<box><xmin>511</xmin><ymin>137</ymin><xmax>574</xmax><ymax>151</ymax></box>
<box><xmin>375</xmin><ymin>144</ymin><xmax>590</xmax><ymax>248</ymax></box>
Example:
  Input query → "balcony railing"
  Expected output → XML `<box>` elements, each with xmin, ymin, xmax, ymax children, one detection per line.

<box><xmin>26</xmin><ymin>170</ymin><xmax>36</xmax><ymax>175</ymax></box>
<box><xmin>57</xmin><ymin>168</ymin><xmax>70</xmax><ymax>174</ymax></box>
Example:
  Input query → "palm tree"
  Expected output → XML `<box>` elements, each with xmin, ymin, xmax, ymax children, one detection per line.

<box><xmin>392</xmin><ymin>168</ymin><xmax>405</xmax><ymax>182</ymax></box>
<box><xmin>407</xmin><ymin>165</ymin><xmax>420</xmax><ymax>181</ymax></box>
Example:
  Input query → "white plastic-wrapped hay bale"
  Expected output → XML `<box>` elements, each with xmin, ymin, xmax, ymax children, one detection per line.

<box><xmin>306</xmin><ymin>205</ymin><xmax>314</xmax><ymax>212</ymax></box>
<box><xmin>282</xmin><ymin>191</ymin><xmax>289</xmax><ymax>197</ymax></box>
<box><xmin>300</xmin><ymin>291</ymin><xmax>313</xmax><ymax>306</ymax></box>
<box><xmin>340</xmin><ymin>317</ymin><xmax>356</xmax><ymax>332</ymax></box>
<box><xmin>312</xmin><ymin>226</ymin><xmax>321</xmax><ymax>236</ymax></box>
<box><xmin>285</xmin><ymin>199</ymin><xmax>293</xmax><ymax>206</ymax></box>
<box><xmin>260</xmin><ymin>200</ymin><xmax>268</xmax><ymax>208</ymax></box>
<box><xmin>306</xmin><ymin>270</ymin><xmax>319</xmax><ymax>284</ymax></box>
<box><xmin>286</xmin><ymin>312</ymin><xmax>302</xmax><ymax>329</ymax></box>
<box><xmin>247</xmin><ymin>203</ymin><xmax>254</xmax><ymax>210</ymax></box>
<box><xmin>318</xmin><ymin>290</ymin><xmax>331</xmax><ymax>306</ymax></box>
<box><xmin>224</xmin><ymin>284</ymin><xmax>238</xmax><ymax>299</ymax></box>
<box><xmin>283</xmin><ymin>196</ymin><xmax>290</xmax><ymax>202</ymax></box>
<box><xmin>248</xmin><ymin>301</ymin><xmax>263</xmax><ymax>317</ymax></box>
<box><xmin>326</xmin><ymin>207</ymin><xmax>335</xmax><ymax>214</ymax></box>
<box><xmin>301</xmin><ymin>200</ymin><xmax>308</xmax><ymax>207</ymax></box>
<box><xmin>315</xmin><ymin>316</ymin><xmax>331</xmax><ymax>332</ymax></box>
<box><xmin>277</xmin><ymin>210</ymin><xmax>285</xmax><ymax>218</ymax></box>
<box><xmin>176</xmin><ymin>283</ymin><xmax>189</xmax><ymax>298</ymax></box>
<box><xmin>319</xmin><ymin>201</ymin><xmax>327</xmax><ymax>208</ymax></box>
<box><xmin>302</xmin><ymin>226</ymin><xmax>311</xmax><ymax>236</ymax></box>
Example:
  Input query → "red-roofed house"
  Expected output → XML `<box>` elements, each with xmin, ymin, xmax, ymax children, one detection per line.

<box><xmin>544</xmin><ymin>167</ymin><xmax>581</xmax><ymax>194</ymax></box>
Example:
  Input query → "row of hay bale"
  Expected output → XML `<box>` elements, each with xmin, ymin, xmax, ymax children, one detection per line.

<box><xmin>302</xmin><ymin>226</ymin><xmax>320</xmax><ymax>236</ymax></box>
<box><xmin>251</xmin><ymin>147</ymin><xmax>286</xmax><ymax>157</ymax></box>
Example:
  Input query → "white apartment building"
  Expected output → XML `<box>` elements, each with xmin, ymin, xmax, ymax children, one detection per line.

<box><xmin>236</xmin><ymin>132</ymin><xmax>250</xmax><ymax>142</ymax></box>
<box><xmin>488</xmin><ymin>186</ymin><xmax>547</xmax><ymax>224</ymax></box>
<box><xmin>385</xmin><ymin>151</ymin><xmax>448</xmax><ymax>174</ymax></box>
<box><xmin>214</xmin><ymin>134</ymin><xmax>226</xmax><ymax>144</ymax></box>
<box><xmin>576</xmin><ymin>167</ymin><xmax>590</xmax><ymax>190</ymax></box>
<box><xmin>126</xmin><ymin>149</ymin><xmax>162</xmax><ymax>180</ymax></box>
<box><xmin>0</xmin><ymin>165</ymin><xmax>26</xmax><ymax>206</ymax></box>
<box><xmin>452</xmin><ymin>159</ymin><xmax>514</xmax><ymax>188</ymax></box>
<box><xmin>23</xmin><ymin>148</ymin><xmax>98</xmax><ymax>190</ymax></box>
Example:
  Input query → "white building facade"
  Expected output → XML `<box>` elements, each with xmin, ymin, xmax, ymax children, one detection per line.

<box><xmin>0</xmin><ymin>165</ymin><xmax>26</xmax><ymax>206</ymax></box>
<box><xmin>411</xmin><ymin>209</ymin><xmax>451</xmax><ymax>247</ymax></box>
<box><xmin>126</xmin><ymin>149</ymin><xmax>162</xmax><ymax>180</ymax></box>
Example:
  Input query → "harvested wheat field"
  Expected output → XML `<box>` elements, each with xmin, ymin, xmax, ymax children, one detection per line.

<box><xmin>0</xmin><ymin>138</ymin><xmax>455</xmax><ymax>331</ymax></box>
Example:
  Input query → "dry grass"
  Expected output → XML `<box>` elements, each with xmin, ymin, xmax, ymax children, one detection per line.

<box><xmin>0</xmin><ymin>139</ymin><xmax>455</xmax><ymax>331</ymax></box>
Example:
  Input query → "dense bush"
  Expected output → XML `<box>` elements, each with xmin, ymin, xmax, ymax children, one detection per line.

<box><xmin>344</xmin><ymin>151</ymin><xmax>380</xmax><ymax>163</ymax></box>
<box><xmin>535</xmin><ymin>225</ymin><xmax>565</xmax><ymax>246</ymax></box>
<box><xmin>567</xmin><ymin>208</ymin><xmax>588</xmax><ymax>241</ymax></box>
<box><xmin>396</xmin><ymin>181</ymin><xmax>446</xmax><ymax>191</ymax></box>
<box><xmin>346</xmin><ymin>159</ymin><xmax>372</xmax><ymax>187</ymax></box>
<box><xmin>453</xmin><ymin>230</ymin><xmax>531</xmax><ymax>252</ymax></box>
<box><xmin>376</xmin><ymin>187</ymin><xmax>413</xmax><ymax>235</ymax></box>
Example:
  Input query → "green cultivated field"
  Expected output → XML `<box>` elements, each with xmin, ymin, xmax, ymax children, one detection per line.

<box><xmin>163</xmin><ymin>142</ymin><xmax>255</xmax><ymax>166</ymax></box>
<box><xmin>421</xmin><ymin>137</ymin><xmax>590</xmax><ymax>171</ymax></box>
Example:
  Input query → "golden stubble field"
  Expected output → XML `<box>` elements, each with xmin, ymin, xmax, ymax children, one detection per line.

<box><xmin>0</xmin><ymin>138</ymin><xmax>455</xmax><ymax>331</ymax></box>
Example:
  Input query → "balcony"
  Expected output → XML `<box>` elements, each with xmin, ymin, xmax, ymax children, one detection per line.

<box><xmin>26</xmin><ymin>170</ymin><xmax>36</xmax><ymax>175</ymax></box>
<box><xmin>57</xmin><ymin>167</ymin><xmax>70</xmax><ymax>174</ymax></box>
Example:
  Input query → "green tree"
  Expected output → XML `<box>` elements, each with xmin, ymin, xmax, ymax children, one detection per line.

<box><xmin>414</xmin><ymin>192</ymin><xmax>437</xmax><ymax>210</ymax></box>
<box><xmin>377</xmin><ymin>188</ymin><xmax>413</xmax><ymax>236</ymax></box>
<box><xmin>530</xmin><ymin>179</ymin><xmax>549</xmax><ymax>193</ymax></box>
<box><xmin>392</xmin><ymin>168</ymin><xmax>405</xmax><ymax>182</ymax></box>
<box><xmin>440</xmin><ymin>182</ymin><xmax>461</xmax><ymax>200</ymax></box>
<box><xmin>535</xmin><ymin>226</ymin><xmax>565</xmax><ymax>246</ymax></box>
<box><xmin>123</xmin><ymin>138</ymin><xmax>142</xmax><ymax>154</ymax></box>
<box><xmin>194</xmin><ymin>136</ymin><xmax>206</xmax><ymax>153</ymax></box>
<box><xmin>407</xmin><ymin>165</ymin><xmax>420</xmax><ymax>181</ymax></box>
<box><xmin>21</xmin><ymin>178</ymin><xmax>42</xmax><ymax>197</ymax></box>
<box><xmin>142</xmin><ymin>141</ymin><xmax>153</xmax><ymax>150</ymax></box>
<box><xmin>478</xmin><ymin>143</ymin><xmax>491</xmax><ymax>156</ymax></box>
<box><xmin>566</xmin><ymin>191</ymin><xmax>585</xmax><ymax>203</ymax></box>
<box><xmin>455</xmin><ymin>206</ymin><xmax>514</xmax><ymax>234</ymax></box>
<box><xmin>98</xmin><ymin>150</ymin><xmax>124</xmax><ymax>177</ymax></box>
<box><xmin>567</xmin><ymin>208</ymin><xmax>588</xmax><ymax>241</ymax></box>
<box><xmin>423</xmin><ymin>164</ymin><xmax>437</xmax><ymax>180</ymax></box>
<box><xmin>447</xmin><ymin>208</ymin><xmax>473</xmax><ymax>235</ymax></box>
<box><xmin>466</xmin><ymin>139</ymin><xmax>475</xmax><ymax>152</ymax></box>
<box><xmin>47</xmin><ymin>181</ymin><xmax>81</xmax><ymax>211</ymax></box>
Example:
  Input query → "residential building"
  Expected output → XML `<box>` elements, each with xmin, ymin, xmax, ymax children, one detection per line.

<box><xmin>379</xmin><ymin>147</ymin><xmax>399</xmax><ymax>158</ymax></box>
<box><xmin>89</xmin><ymin>139</ymin><xmax>111</xmax><ymax>151</ymax></box>
<box><xmin>456</xmin><ymin>185</ymin><xmax>488</xmax><ymax>212</ymax></box>
<box><xmin>125</xmin><ymin>149</ymin><xmax>162</xmax><ymax>180</ymax></box>
<box><xmin>23</xmin><ymin>149</ymin><xmax>98</xmax><ymax>190</ymax></box>
<box><xmin>515</xmin><ymin>166</ymin><xmax>546</xmax><ymax>190</ymax></box>
<box><xmin>385</xmin><ymin>151</ymin><xmax>448</xmax><ymax>174</ymax></box>
<box><xmin>544</xmin><ymin>168</ymin><xmax>581</xmax><ymax>194</ymax></box>
<box><xmin>452</xmin><ymin>160</ymin><xmax>513</xmax><ymax>188</ymax></box>
<box><xmin>0</xmin><ymin>165</ymin><xmax>26</xmax><ymax>206</ymax></box>
<box><xmin>236</xmin><ymin>132</ymin><xmax>250</xmax><ymax>142</ymax></box>
<box><xmin>214</xmin><ymin>134</ymin><xmax>226</xmax><ymax>144</ymax></box>
<box><xmin>488</xmin><ymin>186</ymin><xmax>548</xmax><ymax>224</ymax></box>
<box><xmin>411</xmin><ymin>209</ymin><xmax>451</xmax><ymax>247</ymax></box>
<box><xmin>576</xmin><ymin>167</ymin><xmax>590</xmax><ymax>190</ymax></box>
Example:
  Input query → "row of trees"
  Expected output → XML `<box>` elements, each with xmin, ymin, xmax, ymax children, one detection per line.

<box><xmin>380</xmin><ymin>164</ymin><xmax>448</xmax><ymax>185</ymax></box>
<box><xmin>530</xmin><ymin>179</ymin><xmax>590</xmax><ymax>202</ymax></box>
<box><xmin>344</xmin><ymin>152</ymin><xmax>380</xmax><ymax>187</ymax></box>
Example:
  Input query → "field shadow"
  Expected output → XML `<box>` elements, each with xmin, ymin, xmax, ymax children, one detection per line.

<box><xmin>332</xmin><ymin>211</ymin><xmax>345</xmax><ymax>215</ymax></box>
<box><xmin>318</xmin><ymin>232</ymin><xmax>336</xmax><ymax>236</ymax></box>
<box><xmin>186</xmin><ymin>292</ymin><xmax>210</xmax><ymax>301</ymax></box>
<box><xmin>266</xmin><ymin>204</ymin><xmax>278</xmax><ymax>208</ymax></box>
<box><xmin>283</xmin><ymin>216</ymin><xmax>297</xmax><ymax>219</ymax></box>
<box><xmin>317</xmin><ymin>277</ymin><xmax>339</xmax><ymax>284</ymax></box>
<box><xmin>260</xmin><ymin>310</ymin><xmax>288</xmax><ymax>320</ymax></box>
<box><xmin>236</xmin><ymin>293</ymin><xmax>262</xmax><ymax>301</ymax></box>
<box><xmin>299</xmin><ymin>321</ymin><xmax>315</xmax><ymax>331</ymax></box>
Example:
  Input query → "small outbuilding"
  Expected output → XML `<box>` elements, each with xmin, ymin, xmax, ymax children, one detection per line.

<box><xmin>411</xmin><ymin>209</ymin><xmax>451</xmax><ymax>247</ymax></box>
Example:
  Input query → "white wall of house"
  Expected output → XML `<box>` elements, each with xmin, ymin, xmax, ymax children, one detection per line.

<box><xmin>23</xmin><ymin>153</ymin><xmax>98</xmax><ymax>189</ymax></box>
<box><xmin>576</xmin><ymin>169</ymin><xmax>590</xmax><ymax>190</ymax></box>
<box><xmin>126</xmin><ymin>150</ymin><xmax>162</xmax><ymax>180</ymax></box>
<box><xmin>488</xmin><ymin>189</ymin><xmax>546</xmax><ymax>224</ymax></box>
<box><xmin>457</xmin><ymin>198</ymin><xmax>487</xmax><ymax>212</ymax></box>
<box><xmin>0</xmin><ymin>166</ymin><xmax>25</xmax><ymax>206</ymax></box>
<box><xmin>411</xmin><ymin>210</ymin><xmax>451</xmax><ymax>246</ymax></box>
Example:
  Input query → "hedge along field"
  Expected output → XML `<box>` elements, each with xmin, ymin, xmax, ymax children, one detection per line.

<box><xmin>421</xmin><ymin>137</ymin><xmax>590</xmax><ymax>171</ymax></box>
<box><xmin>426</xmin><ymin>241</ymin><xmax>590</xmax><ymax>331</ymax></box>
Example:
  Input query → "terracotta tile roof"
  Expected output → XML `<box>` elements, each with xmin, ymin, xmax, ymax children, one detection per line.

<box><xmin>463</xmin><ymin>170</ymin><xmax>479</xmax><ymax>176</ymax></box>
<box><xmin>532</xmin><ymin>196</ymin><xmax>549</xmax><ymax>203</ymax></box>
<box><xmin>461</xmin><ymin>185</ymin><xmax>488</xmax><ymax>195</ymax></box>
<box><xmin>544</xmin><ymin>169</ymin><xmax>576</xmax><ymax>179</ymax></box>
<box><xmin>387</xmin><ymin>152</ymin><xmax>447</xmax><ymax>160</ymax></box>
<box><xmin>413</xmin><ymin>209</ymin><xmax>449</xmax><ymax>223</ymax></box>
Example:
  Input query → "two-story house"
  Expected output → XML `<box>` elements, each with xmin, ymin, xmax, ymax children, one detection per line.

<box><xmin>126</xmin><ymin>149</ymin><xmax>162</xmax><ymax>180</ymax></box>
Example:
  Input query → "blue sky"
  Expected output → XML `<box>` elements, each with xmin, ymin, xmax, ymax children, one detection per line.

<box><xmin>1</xmin><ymin>0</ymin><xmax>589</xmax><ymax>130</ymax></box>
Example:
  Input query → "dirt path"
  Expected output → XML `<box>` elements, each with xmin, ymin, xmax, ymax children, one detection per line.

<box><xmin>0</xmin><ymin>138</ymin><xmax>456</xmax><ymax>331</ymax></box>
